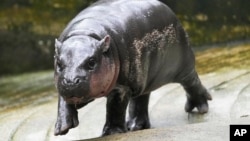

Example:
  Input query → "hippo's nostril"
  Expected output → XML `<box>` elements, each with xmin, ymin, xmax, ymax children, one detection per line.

<box><xmin>61</xmin><ymin>77</ymin><xmax>83</xmax><ymax>87</ymax></box>
<box><xmin>62</xmin><ymin>78</ymin><xmax>68</xmax><ymax>86</ymax></box>
<box><xmin>74</xmin><ymin>77</ymin><xmax>81</xmax><ymax>85</ymax></box>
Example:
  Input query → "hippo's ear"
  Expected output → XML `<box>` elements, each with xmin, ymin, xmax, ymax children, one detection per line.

<box><xmin>100</xmin><ymin>35</ymin><xmax>111</xmax><ymax>53</ymax></box>
<box><xmin>55</xmin><ymin>39</ymin><xmax>62</xmax><ymax>54</ymax></box>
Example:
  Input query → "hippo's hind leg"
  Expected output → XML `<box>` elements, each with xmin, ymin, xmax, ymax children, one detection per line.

<box><xmin>180</xmin><ymin>70</ymin><xmax>212</xmax><ymax>113</ymax></box>
<box><xmin>127</xmin><ymin>94</ymin><xmax>151</xmax><ymax>131</ymax></box>
<box><xmin>102</xmin><ymin>86</ymin><xmax>130</xmax><ymax>136</ymax></box>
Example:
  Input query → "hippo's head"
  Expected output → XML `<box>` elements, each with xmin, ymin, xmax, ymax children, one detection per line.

<box><xmin>54</xmin><ymin>35</ymin><xmax>119</xmax><ymax>105</ymax></box>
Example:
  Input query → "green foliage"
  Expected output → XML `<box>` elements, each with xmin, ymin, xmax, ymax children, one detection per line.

<box><xmin>0</xmin><ymin>30</ymin><xmax>55</xmax><ymax>75</ymax></box>
<box><xmin>0</xmin><ymin>0</ymin><xmax>249</xmax><ymax>75</ymax></box>
<box><xmin>161</xmin><ymin>0</ymin><xmax>250</xmax><ymax>45</ymax></box>
<box><xmin>0</xmin><ymin>0</ymin><xmax>97</xmax><ymax>75</ymax></box>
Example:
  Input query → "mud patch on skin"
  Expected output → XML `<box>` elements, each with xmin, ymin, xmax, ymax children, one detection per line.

<box><xmin>133</xmin><ymin>24</ymin><xmax>178</xmax><ymax>52</ymax></box>
<box><xmin>130</xmin><ymin>24</ymin><xmax>178</xmax><ymax>91</ymax></box>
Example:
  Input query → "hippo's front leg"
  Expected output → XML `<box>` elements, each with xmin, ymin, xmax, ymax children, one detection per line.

<box><xmin>127</xmin><ymin>94</ymin><xmax>151</xmax><ymax>131</ymax></box>
<box><xmin>102</xmin><ymin>87</ymin><xmax>130</xmax><ymax>136</ymax></box>
<box><xmin>54</xmin><ymin>96</ymin><xmax>79</xmax><ymax>135</ymax></box>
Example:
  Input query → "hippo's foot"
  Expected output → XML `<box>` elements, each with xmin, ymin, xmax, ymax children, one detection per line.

<box><xmin>180</xmin><ymin>70</ymin><xmax>212</xmax><ymax>114</ymax></box>
<box><xmin>54</xmin><ymin>106</ymin><xmax>79</xmax><ymax>135</ymax></box>
<box><xmin>102</xmin><ymin>126</ymin><xmax>127</xmax><ymax>136</ymax></box>
<box><xmin>127</xmin><ymin>94</ymin><xmax>151</xmax><ymax>131</ymax></box>
<box><xmin>185</xmin><ymin>91</ymin><xmax>212</xmax><ymax>114</ymax></box>
<box><xmin>127</xmin><ymin>116</ymin><xmax>150</xmax><ymax>131</ymax></box>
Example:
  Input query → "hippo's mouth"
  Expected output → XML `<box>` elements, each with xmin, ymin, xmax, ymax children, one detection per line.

<box><xmin>64</xmin><ymin>96</ymin><xmax>84</xmax><ymax>104</ymax></box>
<box><xmin>63</xmin><ymin>96</ymin><xmax>93</xmax><ymax>105</ymax></box>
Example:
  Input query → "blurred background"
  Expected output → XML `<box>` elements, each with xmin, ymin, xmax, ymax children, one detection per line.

<box><xmin>0</xmin><ymin>0</ymin><xmax>250</xmax><ymax>109</ymax></box>
<box><xmin>0</xmin><ymin>0</ymin><xmax>249</xmax><ymax>75</ymax></box>
<box><xmin>0</xmin><ymin>1</ymin><xmax>249</xmax><ymax>140</ymax></box>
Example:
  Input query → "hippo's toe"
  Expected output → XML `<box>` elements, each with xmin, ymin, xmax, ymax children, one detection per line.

<box><xmin>185</xmin><ymin>91</ymin><xmax>212</xmax><ymax>114</ymax></box>
<box><xmin>102</xmin><ymin>126</ymin><xmax>127</xmax><ymax>136</ymax></box>
<box><xmin>54</xmin><ymin>110</ymin><xmax>79</xmax><ymax>136</ymax></box>
<box><xmin>127</xmin><ymin>116</ymin><xmax>150</xmax><ymax>131</ymax></box>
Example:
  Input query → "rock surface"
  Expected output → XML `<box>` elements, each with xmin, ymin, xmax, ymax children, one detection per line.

<box><xmin>0</xmin><ymin>69</ymin><xmax>250</xmax><ymax>141</ymax></box>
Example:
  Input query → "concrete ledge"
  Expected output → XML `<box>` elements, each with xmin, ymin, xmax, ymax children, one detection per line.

<box><xmin>1</xmin><ymin>69</ymin><xmax>250</xmax><ymax>141</ymax></box>
<box><xmin>82</xmin><ymin>117</ymin><xmax>250</xmax><ymax>141</ymax></box>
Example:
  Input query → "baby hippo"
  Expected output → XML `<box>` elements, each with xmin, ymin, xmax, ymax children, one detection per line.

<box><xmin>54</xmin><ymin>0</ymin><xmax>212</xmax><ymax>136</ymax></box>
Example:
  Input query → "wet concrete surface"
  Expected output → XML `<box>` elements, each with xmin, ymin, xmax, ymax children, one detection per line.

<box><xmin>0</xmin><ymin>69</ymin><xmax>250</xmax><ymax>141</ymax></box>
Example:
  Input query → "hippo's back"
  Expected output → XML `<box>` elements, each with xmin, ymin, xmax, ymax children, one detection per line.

<box><xmin>59</xmin><ymin>0</ymin><xmax>177</xmax><ymax>43</ymax></box>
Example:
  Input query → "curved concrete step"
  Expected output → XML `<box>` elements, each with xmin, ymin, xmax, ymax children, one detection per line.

<box><xmin>0</xmin><ymin>69</ymin><xmax>250</xmax><ymax>141</ymax></box>
<box><xmin>82</xmin><ymin>117</ymin><xmax>250</xmax><ymax>141</ymax></box>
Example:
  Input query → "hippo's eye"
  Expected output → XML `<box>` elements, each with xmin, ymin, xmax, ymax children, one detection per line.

<box><xmin>87</xmin><ymin>58</ymin><xmax>96</xmax><ymax>70</ymax></box>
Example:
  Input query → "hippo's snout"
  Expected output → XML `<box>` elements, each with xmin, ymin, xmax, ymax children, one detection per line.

<box><xmin>62</xmin><ymin>77</ymin><xmax>85</xmax><ymax>88</ymax></box>
<box><xmin>57</xmin><ymin>74</ymin><xmax>89</xmax><ymax>100</ymax></box>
